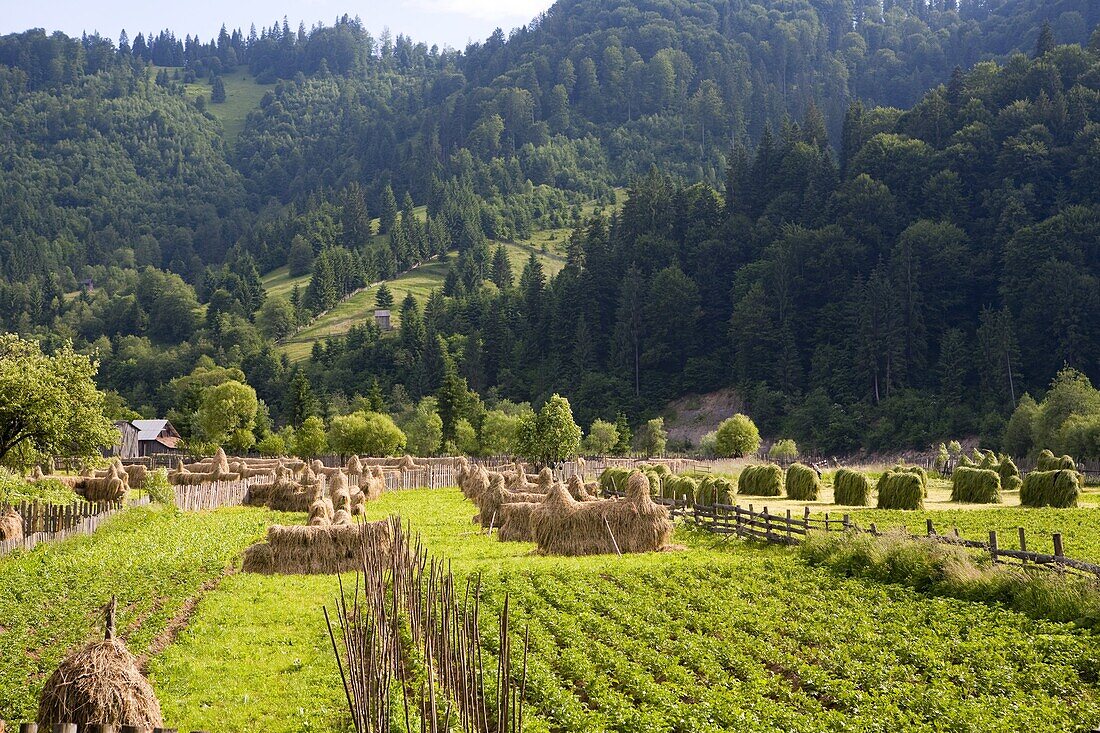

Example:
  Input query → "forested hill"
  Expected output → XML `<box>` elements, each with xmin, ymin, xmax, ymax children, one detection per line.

<box><xmin>0</xmin><ymin>1</ymin><xmax>1099</xmax><ymax>457</ymax></box>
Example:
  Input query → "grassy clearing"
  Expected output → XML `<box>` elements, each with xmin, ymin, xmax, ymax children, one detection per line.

<box><xmin>276</xmin><ymin>241</ymin><xmax>565</xmax><ymax>362</ymax></box>
<box><xmin>0</xmin><ymin>505</ymin><xmax>290</xmax><ymax>720</ymax></box>
<box><xmin>178</xmin><ymin>70</ymin><xmax>271</xmax><ymax>144</ymax></box>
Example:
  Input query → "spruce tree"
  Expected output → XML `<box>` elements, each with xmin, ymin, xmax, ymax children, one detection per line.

<box><xmin>1034</xmin><ymin>20</ymin><xmax>1055</xmax><ymax>58</ymax></box>
<box><xmin>211</xmin><ymin>76</ymin><xmax>226</xmax><ymax>103</ymax></box>
<box><xmin>379</xmin><ymin>184</ymin><xmax>398</xmax><ymax>234</ymax></box>
<box><xmin>375</xmin><ymin>282</ymin><xmax>394</xmax><ymax>310</ymax></box>
<box><xmin>490</xmin><ymin>245</ymin><xmax>513</xmax><ymax>290</ymax></box>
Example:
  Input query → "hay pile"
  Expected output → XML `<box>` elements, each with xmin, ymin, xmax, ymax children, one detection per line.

<box><xmin>785</xmin><ymin>463</ymin><xmax>822</xmax><ymax>501</ymax></box>
<box><xmin>566</xmin><ymin>475</ymin><xmax>597</xmax><ymax>501</ymax></box>
<box><xmin>531</xmin><ymin>471</ymin><xmax>673</xmax><ymax>556</ymax></box>
<box><xmin>397</xmin><ymin>455</ymin><xmax>419</xmax><ymax>471</ymax></box>
<box><xmin>497</xmin><ymin>501</ymin><xmax>541</xmax><ymax>542</ymax></box>
<box><xmin>890</xmin><ymin>465</ymin><xmax>928</xmax><ymax>496</ymax></box>
<box><xmin>598</xmin><ymin>467</ymin><xmax>631</xmax><ymax>494</ymax></box>
<box><xmin>81</xmin><ymin>462</ymin><xmax>129</xmax><ymax>502</ymax></box>
<box><xmin>875</xmin><ymin>470</ymin><xmax>924</xmax><ymax>510</ymax></box>
<box><xmin>1020</xmin><ymin>469</ymin><xmax>1080</xmax><ymax>508</ymax></box>
<box><xmin>170</xmin><ymin>449</ymin><xmax>240</xmax><ymax>485</ymax></box>
<box><xmin>833</xmin><ymin>469</ymin><xmax>871</xmax><ymax>506</ymax></box>
<box><xmin>36</xmin><ymin>599</ymin><xmax>162</xmax><ymax>730</ymax></box>
<box><xmin>737</xmin><ymin>464</ymin><xmax>783</xmax><ymax>497</ymax></box>
<box><xmin>360</xmin><ymin>466</ymin><xmax>385</xmax><ymax>502</ymax></box>
<box><xmin>460</xmin><ymin>465</ymin><xmax>491</xmax><ymax>503</ymax></box>
<box><xmin>996</xmin><ymin>456</ymin><xmax>1022</xmax><ymax>492</ymax></box>
<box><xmin>475</xmin><ymin>473</ymin><xmax>544</xmax><ymax>529</ymax></box>
<box><xmin>1037</xmin><ymin>449</ymin><xmax>1077</xmax><ymax>472</ymax></box>
<box><xmin>242</xmin><ymin>520</ymin><xmax>392</xmax><ymax>574</ymax></box>
<box><xmin>247</xmin><ymin>472</ymin><xmax>321</xmax><ymax>512</ymax></box>
<box><xmin>950</xmin><ymin>466</ymin><xmax>1001</xmax><ymax>503</ymax></box>
<box><xmin>694</xmin><ymin>476</ymin><xmax>734</xmax><ymax>505</ymax></box>
<box><xmin>0</xmin><ymin>507</ymin><xmax>23</xmax><ymax>542</ymax></box>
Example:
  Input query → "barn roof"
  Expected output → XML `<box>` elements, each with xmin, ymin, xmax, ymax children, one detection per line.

<box><xmin>132</xmin><ymin>419</ymin><xmax>170</xmax><ymax>441</ymax></box>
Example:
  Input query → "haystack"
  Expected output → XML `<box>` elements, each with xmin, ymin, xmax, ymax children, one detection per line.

<box><xmin>1020</xmin><ymin>469</ymin><xmax>1080</xmax><ymax>508</ymax></box>
<box><xmin>536</xmin><ymin>468</ymin><xmax>553</xmax><ymax>493</ymax></box>
<box><xmin>498</xmin><ymin>501</ymin><xmax>541</xmax><ymax>542</ymax></box>
<box><xmin>361</xmin><ymin>466</ymin><xmax>385</xmax><ymax>501</ymax></box>
<box><xmin>462</xmin><ymin>465</ymin><xmax>491</xmax><ymax>502</ymax></box>
<box><xmin>950</xmin><ymin>466</ymin><xmax>1001</xmax><ymax>503</ymax></box>
<box><xmin>308</xmin><ymin>500</ymin><xmax>332</xmax><ymax>527</ymax></box>
<box><xmin>397</xmin><ymin>455</ymin><xmax>419</xmax><ymax>471</ymax></box>
<box><xmin>876</xmin><ymin>470</ymin><xmax>924</xmax><ymax>510</ymax></box>
<box><xmin>475</xmin><ymin>473</ymin><xmax>544</xmax><ymax>529</ymax></box>
<box><xmin>737</xmin><ymin>464</ymin><xmax>783</xmax><ymax>497</ymax></box>
<box><xmin>530</xmin><ymin>471</ymin><xmax>673</xmax><ymax>556</ymax></box>
<box><xmin>37</xmin><ymin>599</ymin><xmax>162</xmax><ymax>730</ymax></box>
<box><xmin>0</xmin><ymin>508</ymin><xmax>23</xmax><ymax>542</ymax></box>
<box><xmin>566</xmin><ymin>475</ymin><xmax>596</xmax><ymax>501</ymax></box>
<box><xmin>81</xmin><ymin>463</ymin><xmax>128</xmax><ymax>502</ymax></box>
<box><xmin>694</xmin><ymin>476</ymin><xmax>735</xmax><ymax>505</ymax></box>
<box><xmin>247</xmin><ymin>474</ymin><xmax>321</xmax><ymax>512</ymax></box>
<box><xmin>241</xmin><ymin>520</ymin><xmax>392</xmax><ymax>574</ymax></box>
<box><xmin>347</xmin><ymin>455</ymin><xmax>364</xmax><ymax>477</ymax></box>
<box><xmin>785</xmin><ymin>463</ymin><xmax>822</xmax><ymax>501</ymax></box>
<box><xmin>833</xmin><ymin>469</ymin><xmax>871</xmax><ymax>506</ymax></box>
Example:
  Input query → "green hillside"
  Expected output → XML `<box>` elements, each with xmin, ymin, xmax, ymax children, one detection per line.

<box><xmin>274</xmin><ymin>240</ymin><xmax>566</xmax><ymax>362</ymax></box>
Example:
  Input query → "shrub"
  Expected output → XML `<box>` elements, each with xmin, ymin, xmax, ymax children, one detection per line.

<box><xmin>1019</xmin><ymin>470</ymin><xmax>1080</xmax><ymax>508</ymax></box>
<box><xmin>0</xmin><ymin>469</ymin><xmax>81</xmax><ymax>505</ymax></box>
<box><xmin>934</xmin><ymin>443</ymin><xmax>949</xmax><ymax>472</ymax></box>
<box><xmin>694</xmin><ymin>476</ymin><xmax>735</xmax><ymax>505</ymax></box>
<box><xmin>737</xmin><ymin>464</ymin><xmax>783</xmax><ymax>497</ymax></box>
<box><xmin>785</xmin><ymin>463</ymin><xmax>821</xmax><ymax>501</ymax></box>
<box><xmin>255</xmin><ymin>434</ymin><xmax>286</xmax><ymax>457</ymax></box>
<box><xmin>714</xmin><ymin>414</ymin><xmax>761</xmax><ymax>457</ymax></box>
<box><xmin>144</xmin><ymin>469</ymin><xmax>174</xmax><ymax>505</ymax></box>
<box><xmin>768</xmin><ymin>439</ymin><xmax>798</xmax><ymax>462</ymax></box>
<box><xmin>950</xmin><ymin>466</ymin><xmax>1002</xmax><ymax>504</ymax></box>
<box><xmin>833</xmin><ymin>469</ymin><xmax>871</xmax><ymax>506</ymax></box>
<box><xmin>876</xmin><ymin>471</ymin><xmax>924</xmax><ymax>510</ymax></box>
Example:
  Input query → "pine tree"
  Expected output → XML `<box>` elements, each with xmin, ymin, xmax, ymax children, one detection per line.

<box><xmin>611</xmin><ymin>267</ymin><xmax>645</xmax><ymax>396</ymax></box>
<box><xmin>375</xmin><ymin>283</ymin><xmax>394</xmax><ymax>310</ymax></box>
<box><xmin>379</xmin><ymin>184</ymin><xmax>398</xmax><ymax>234</ymax></box>
<box><xmin>1034</xmin><ymin>20</ymin><xmax>1055</xmax><ymax>58</ymax></box>
<box><xmin>612</xmin><ymin>412</ymin><xmax>632</xmax><ymax>456</ymax></box>
<box><xmin>490</xmin><ymin>245</ymin><xmax>513</xmax><ymax>290</ymax></box>
<box><xmin>211</xmin><ymin>76</ymin><xmax>226</xmax><ymax>103</ymax></box>
<box><xmin>285</xmin><ymin>370</ymin><xmax>318</xmax><ymax>427</ymax></box>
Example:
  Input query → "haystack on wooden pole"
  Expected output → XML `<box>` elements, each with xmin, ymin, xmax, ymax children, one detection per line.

<box><xmin>36</xmin><ymin>597</ymin><xmax>163</xmax><ymax>730</ymax></box>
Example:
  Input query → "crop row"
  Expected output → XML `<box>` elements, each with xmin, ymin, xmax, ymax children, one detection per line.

<box><xmin>468</xmin><ymin>556</ymin><xmax>1100</xmax><ymax>732</ymax></box>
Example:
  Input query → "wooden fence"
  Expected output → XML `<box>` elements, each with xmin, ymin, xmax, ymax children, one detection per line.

<box><xmin>0</xmin><ymin>496</ymin><xmax>150</xmax><ymax>557</ymax></box>
<box><xmin>681</xmin><ymin>499</ymin><xmax>1100</xmax><ymax>577</ymax></box>
<box><xmin>172</xmin><ymin>478</ymin><xmax>258</xmax><ymax>512</ymax></box>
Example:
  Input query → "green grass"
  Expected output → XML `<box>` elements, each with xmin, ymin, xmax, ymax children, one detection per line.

<box><xmin>0</xmin><ymin>505</ymin><xmax>292</xmax><ymax>721</ymax></box>
<box><xmin>177</xmin><ymin>70</ymin><xmax>271</xmax><ymax>144</ymax></box>
<box><xmin>276</xmin><ymin>241</ymin><xmax>566</xmax><ymax>362</ymax></box>
<box><xmin>145</xmin><ymin>490</ymin><xmax>1100</xmax><ymax>732</ymax></box>
<box><xmin>260</xmin><ymin>265</ymin><xmax>310</xmax><ymax>302</ymax></box>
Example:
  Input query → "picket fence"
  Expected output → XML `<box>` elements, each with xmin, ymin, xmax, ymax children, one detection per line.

<box><xmin>171</xmin><ymin>477</ymin><xmax>263</xmax><ymax>512</ymax></box>
<box><xmin>0</xmin><ymin>496</ymin><xmax>150</xmax><ymax>557</ymax></box>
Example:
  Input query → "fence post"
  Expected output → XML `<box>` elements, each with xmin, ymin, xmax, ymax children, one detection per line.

<box><xmin>1053</xmin><ymin>533</ymin><xmax>1064</xmax><ymax>558</ymax></box>
<box><xmin>1018</xmin><ymin>527</ymin><xmax>1027</xmax><ymax>554</ymax></box>
<box><xmin>988</xmin><ymin>530</ymin><xmax>999</xmax><ymax>563</ymax></box>
<box><xmin>785</xmin><ymin>509</ymin><xmax>792</xmax><ymax>543</ymax></box>
<box><xmin>926</xmin><ymin>518</ymin><xmax>935</xmax><ymax>536</ymax></box>
<box><xmin>762</xmin><ymin>507</ymin><xmax>771</xmax><ymax>543</ymax></box>
<box><xmin>19</xmin><ymin>723</ymin><xmax>38</xmax><ymax>733</ymax></box>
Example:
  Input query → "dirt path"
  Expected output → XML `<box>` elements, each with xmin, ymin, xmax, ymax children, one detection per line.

<box><xmin>137</xmin><ymin>565</ymin><xmax>236</xmax><ymax>672</ymax></box>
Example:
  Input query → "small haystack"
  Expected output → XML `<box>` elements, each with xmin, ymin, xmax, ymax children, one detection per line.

<box><xmin>833</xmin><ymin>469</ymin><xmax>871</xmax><ymax>506</ymax></box>
<box><xmin>247</xmin><ymin>474</ymin><xmax>321</xmax><ymax>512</ymax></box>
<box><xmin>566</xmin><ymin>475</ymin><xmax>596</xmax><ymax>501</ymax></box>
<box><xmin>308</xmin><ymin>499</ymin><xmax>332</xmax><ymax>527</ymax></box>
<box><xmin>37</xmin><ymin>599</ymin><xmax>163</xmax><ymax>731</ymax></box>
<box><xmin>397</xmin><ymin>455</ymin><xmax>419</xmax><ymax>471</ymax></box>
<box><xmin>0</xmin><ymin>507</ymin><xmax>23</xmax><ymax>542</ymax></box>
<box><xmin>531</xmin><ymin>471</ymin><xmax>673</xmax><ymax>556</ymax></box>
<box><xmin>81</xmin><ymin>463</ymin><xmax>128</xmax><ymax>502</ymax></box>
<box><xmin>242</xmin><ymin>520</ymin><xmax>392</xmax><ymax>574</ymax></box>
<box><xmin>347</xmin><ymin>455</ymin><xmax>364</xmax><ymax>477</ymax></box>
<box><xmin>462</xmin><ymin>466</ymin><xmax>491</xmax><ymax>503</ymax></box>
<box><xmin>361</xmin><ymin>466</ymin><xmax>385</xmax><ymax>502</ymax></box>
<box><xmin>536</xmin><ymin>468</ymin><xmax>553</xmax><ymax>493</ymax></box>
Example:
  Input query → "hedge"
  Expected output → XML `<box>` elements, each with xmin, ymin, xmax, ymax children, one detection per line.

<box><xmin>950</xmin><ymin>466</ymin><xmax>1002</xmax><ymax>504</ymax></box>
<box><xmin>876</xmin><ymin>471</ymin><xmax>924</xmax><ymax>510</ymax></box>
<box><xmin>1020</xmin><ymin>470</ymin><xmax>1080</xmax><ymax>508</ymax></box>
<box><xmin>737</xmin><ymin>464</ymin><xmax>784</xmax><ymax>497</ymax></box>
<box><xmin>785</xmin><ymin>463</ymin><xmax>821</xmax><ymax>501</ymax></box>
<box><xmin>833</xmin><ymin>469</ymin><xmax>871</xmax><ymax>506</ymax></box>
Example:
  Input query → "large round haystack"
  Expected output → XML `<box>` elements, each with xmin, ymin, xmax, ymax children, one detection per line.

<box><xmin>37</xmin><ymin>601</ymin><xmax>162</xmax><ymax>731</ymax></box>
<box><xmin>0</xmin><ymin>507</ymin><xmax>23</xmax><ymax>542</ymax></box>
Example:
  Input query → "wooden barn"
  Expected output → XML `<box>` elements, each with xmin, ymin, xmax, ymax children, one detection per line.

<box><xmin>110</xmin><ymin>419</ymin><xmax>184</xmax><ymax>458</ymax></box>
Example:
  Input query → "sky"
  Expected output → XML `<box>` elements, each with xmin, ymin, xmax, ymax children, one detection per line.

<box><xmin>0</xmin><ymin>0</ymin><xmax>554</xmax><ymax>50</ymax></box>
